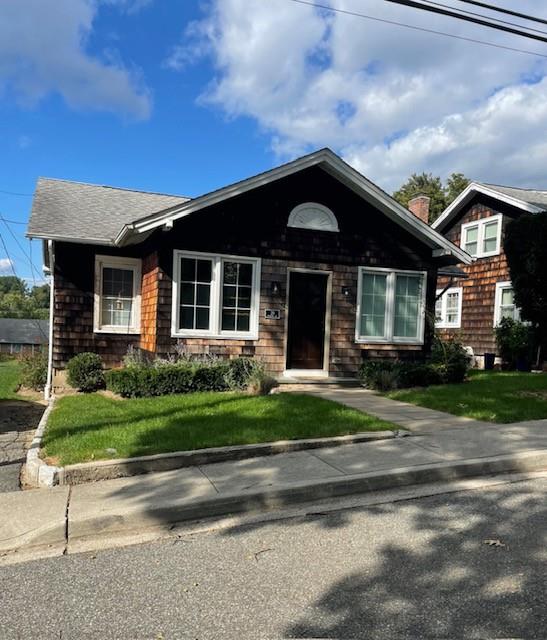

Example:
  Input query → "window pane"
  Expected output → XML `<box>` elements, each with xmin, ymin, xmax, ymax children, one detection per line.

<box><xmin>221</xmin><ymin>261</ymin><xmax>255</xmax><ymax>333</ymax></box>
<box><xmin>394</xmin><ymin>275</ymin><xmax>422</xmax><ymax>338</ymax></box>
<box><xmin>464</xmin><ymin>241</ymin><xmax>478</xmax><ymax>256</ymax></box>
<box><xmin>178</xmin><ymin>256</ymin><xmax>213</xmax><ymax>331</ymax></box>
<box><xmin>102</xmin><ymin>298</ymin><xmax>132</xmax><ymax>327</ymax></box>
<box><xmin>435</xmin><ymin>297</ymin><xmax>443</xmax><ymax>322</ymax></box>
<box><xmin>195</xmin><ymin>307</ymin><xmax>210</xmax><ymax>330</ymax></box>
<box><xmin>222</xmin><ymin>309</ymin><xmax>236</xmax><ymax>331</ymax></box>
<box><xmin>102</xmin><ymin>267</ymin><xmax>133</xmax><ymax>298</ymax></box>
<box><xmin>464</xmin><ymin>225</ymin><xmax>479</xmax><ymax>257</ymax></box>
<box><xmin>501</xmin><ymin>288</ymin><xmax>513</xmax><ymax>306</ymax></box>
<box><xmin>237</xmin><ymin>311</ymin><xmax>250</xmax><ymax>332</ymax></box>
<box><xmin>446</xmin><ymin>291</ymin><xmax>459</xmax><ymax>325</ymax></box>
<box><xmin>483</xmin><ymin>221</ymin><xmax>499</xmax><ymax>253</ymax></box>
<box><xmin>360</xmin><ymin>273</ymin><xmax>387</xmax><ymax>337</ymax></box>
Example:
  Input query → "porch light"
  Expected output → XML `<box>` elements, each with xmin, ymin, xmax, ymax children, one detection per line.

<box><xmin>271</xmin><ymin>281</ymin><xmax>281</xmax><ymax>296</ymax></box>
<box><xmin>341</xmin><ymin>286</ymin><xmax>351</xmax><ymax>297</ymax></box>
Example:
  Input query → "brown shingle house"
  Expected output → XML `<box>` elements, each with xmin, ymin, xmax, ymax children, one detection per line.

<box><xmin>27</xmin><ymin>149</ymin><xmax>469</xmax><ymax>394</ymax></box>
<box><xmin>431</xmin><ymin>182</ymin><xmax>547</xmax><ymax>365</ymax></box>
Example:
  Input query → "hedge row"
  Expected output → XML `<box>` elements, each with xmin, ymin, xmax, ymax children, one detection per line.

<box><xmin>105</xmin><ymin>357</ymin><xmax>261</xmax><ymax>398</ymax></box>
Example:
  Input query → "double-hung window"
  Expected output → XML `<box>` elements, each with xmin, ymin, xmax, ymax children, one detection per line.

<box><xmin>461</xmin><ymin>215</ymin><xmax>502</xmax><ymax>258</ymax></box>
<box><xmin>172</xmin><ymin>250</ymin><xmax>261</xmax><ymax>338</ymax></box>
<box><xmin>356</xmin><ymin>268</ymin><xmax>426</xmax><ymax>344</ymax></box>
<box><xmin>94</xmin><ymin>255</ymin><xmax>141</xmax><ymax>334</ymax></box>
<box><xmin>494</xmin><ymin>281</ymin><xmax>520</xmax><ymax>326</ymax></box>
<box><xmin>435</xmin><ymin>287</ymin><xmax>462</xmax><ymax>328</ymax></box>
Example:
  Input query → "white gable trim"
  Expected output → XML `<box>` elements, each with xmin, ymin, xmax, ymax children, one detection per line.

<box><xmin>115</xmin><ymin>149</ymin><xmax>471</xmax><ymax>264</ymax></box>
<box><xmin>433</xmin><ymin>182</ymin><xmax>542</xmax><ymax>232</ymax></box>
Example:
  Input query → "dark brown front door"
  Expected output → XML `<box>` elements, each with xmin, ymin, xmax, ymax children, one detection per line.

<box><xmin>286</xmin><ymin>271</ymin><xmax>328</xmax><ymax>370</ymax></box>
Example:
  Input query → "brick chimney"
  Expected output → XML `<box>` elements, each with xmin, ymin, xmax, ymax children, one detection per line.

<box><xmin>408</xmin><ymin>195</ymin><xmax>431</xmax><ymax>224</ymax></box>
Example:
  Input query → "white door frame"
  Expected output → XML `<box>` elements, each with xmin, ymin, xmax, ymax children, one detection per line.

<box><xmin>283</xmin><ymin>267</ymin><xmax>332</xmax><ymax>377</ymax></box>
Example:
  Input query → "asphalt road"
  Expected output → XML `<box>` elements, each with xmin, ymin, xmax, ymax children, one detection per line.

<box><xmin>1</xmin><ymin>477</ymin><xmax>546</xmax><ymax>639</ymax></box>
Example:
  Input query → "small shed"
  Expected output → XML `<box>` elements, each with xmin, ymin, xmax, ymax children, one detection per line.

<box><xmin>0</xmin><ymin>318</ymin><xmax>49</xmax><ymax>354</ymax></box>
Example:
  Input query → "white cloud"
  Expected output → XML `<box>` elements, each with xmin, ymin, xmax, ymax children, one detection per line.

<box><xmin>0</xmin><ymin>258</ymin><xmax>14</xmax><ymax>275</ymax></box>
<box><xmin>0</xmin><ymin>0</ymin><xmax>151</xmax><ymax>120</ymax></box>
<box><xmin>170</xmin><ymin>0</ymin><xmax>547</xmax><ymax>189</ymax></box>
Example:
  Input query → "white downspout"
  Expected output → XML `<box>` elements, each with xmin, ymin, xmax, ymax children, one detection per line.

<box><xmin>45</xmin><ymin>240</ymin><xmax>55</xmax><ymax>401</ymax></box>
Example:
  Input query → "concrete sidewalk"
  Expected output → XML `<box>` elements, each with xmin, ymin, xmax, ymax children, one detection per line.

<box><xmin>2</xmin><ymin>418</ymin><xmax>546</xmax><ymax>557</ymax></box>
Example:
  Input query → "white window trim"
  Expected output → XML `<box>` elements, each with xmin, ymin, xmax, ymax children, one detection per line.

<box><xmin>493</xmin><ymin>280</ymin><xmax>520</xmax><ymax>327</ymax></box>
<box><xmin>355</xmin><ymin>266</ymin><xmax>427</xmax><ymax>345</ymax></box>
<box><xmin>94</xmin><ymin>255</ymin><xmax>141</xmax><ymax>334</ymax></box>
<box><xmin>435</xmin><ymin>287</ymin><xmax>463</xmax><ymax>329</ymax></box>
<box><xmin>171</xmin><ymin>250</ymin><xmax>261</xmax><ymax>340</ymax></box>
<box><xmin>287</xmin><ymin>202</ymin><xmax>339</xmax><ymax>232</ymax></box>
<box><xmin>460</xmin><ymin>214</ymin><xmax>502</xmax><ymax>258</ymax></box>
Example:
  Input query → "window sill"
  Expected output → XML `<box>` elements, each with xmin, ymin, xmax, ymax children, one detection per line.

<box><xmin>171</xmin><ymin>332</ymin><xmax>259</xmax><ymax>341</ymax></box>
<box><xmin>355</xmin><ymin>337</ymin><xmax>424</xmax><ymax>346</ymax></box>
<box><xmin>435</xmin><ymin>324</ymin><xmax>461</xmax><ymax>330</ymax></box>
<box><xmin>94</xmin><ymin>328</ymin><xmax>141</xmax><ymax>335</ymax></box>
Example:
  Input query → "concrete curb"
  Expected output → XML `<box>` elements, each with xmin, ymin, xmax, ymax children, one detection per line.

<box><xmin>57</xmin><ymin>430</ymin><xmax>406</xmax><ymax>486</ymax></box>
<box><xmin>23</xmin><ymin>397</ymin><xmax>61</xmax><ymax>488</ymax></box>
<box><xmin>68</xmin><ymin>449</ymin><xmax>547</xmax><ymax>542</ymax></box>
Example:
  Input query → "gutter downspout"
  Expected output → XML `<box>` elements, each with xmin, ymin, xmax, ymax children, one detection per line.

<box><xmin>45</xmin><ymin>240</ymin><xmax>55</xmax><ymax>401</ymax></box>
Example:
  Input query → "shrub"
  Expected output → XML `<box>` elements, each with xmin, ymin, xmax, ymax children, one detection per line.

<box><xmin>105</xmin><ymin>356</ymin><xmax>270</xmax><ymax>398</ymax></box>
<box><xmin>67</xmin><ymin>352</ymin><xmax>105</xmax><ymax>392</ymax></box>
<box><xmin>431</xmin><ymin>336</ymin><xmax>470</xmax><ymax>383</ymax></box>
<box><xmin>20</xmin><ymin>350</ymin><xmax>48</xmax><ymax>391</ymax></box>
<box><xmin>359</xmin><ymin>359</ymin><xmax>450</xmax><ymax>391</ymax></box>
<box><xmin>495</xmin><ymin>318</ymin><xmax>534</xmax><ymax>370</ymax></box>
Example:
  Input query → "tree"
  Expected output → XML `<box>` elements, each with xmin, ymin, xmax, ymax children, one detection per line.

<box><xmin>446</xmin><ymin>173</ymin><xmax>470</xmax><ymax>204</ymax></box>
<box><xmin>393</xmin><ymin>172</ymin><xmax>470</xmax><ymax>223</ymax></box>
<box><xmin>0</xmin><ymin>276</ymin><xmax>27</xmax><ymax>296</ymax></box>
<box><xmin>504</xmin><ymin>212</ymin><xmax>547</xmax><ymax>365</ymax></box>
<box><xmin>0</xmin><ymin>277</ymin><xmax>49</xmax><ymax>319</ymax></box>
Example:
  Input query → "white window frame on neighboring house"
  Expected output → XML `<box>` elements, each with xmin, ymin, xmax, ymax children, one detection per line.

<box><xmin>435</xmin><ymin>287</ymin><xmax>463</xmax><ymax>329</ymax></box>
<box><xmin>460</xmin><ymin>214</ymin><xmax>502</xmax><ymax>258</ymax></box>
<box><xmin>94</xmin><ymin>255</ymin><xmax>142</xmax><ymax>334</ymax></box>
<box><xmin>355</xmin><ymin>267</ymin><xmax>427</xmax><ymax>345</ymax></box>
<box><xmin>494</xmin><ymin>281</ymin><xmax>521</xmax><ymax>326</ymax></box>
<box><xmin>171</xmin><ymin>250</ymin><xmax>261</xmax><ymax>340</ymax></box>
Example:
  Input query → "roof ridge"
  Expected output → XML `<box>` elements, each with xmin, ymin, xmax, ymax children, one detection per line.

<box><xmin>37</xmin><ymin>176</ymin><xmax>190</xmax><ymax>200</ymax></box>
<box><xmin>481</xmin><ymin>182</ymin><xmax>547</xmax><ymax>194</ymax></box>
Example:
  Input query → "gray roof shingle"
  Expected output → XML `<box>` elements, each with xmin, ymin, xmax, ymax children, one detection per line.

<box><xmin>0</xmin><ymin>318</ymin><xmax>49</xmax><ymax>345</ymax></box>
<box><xmin>482</xmin><ymin>183</ymin><xmax>547</xmax><ymax>210</ymax></box>
<box><xmin>27</xmin><ymin>178</ymin><xmax>189</xmax><ymax>244</ymax></box>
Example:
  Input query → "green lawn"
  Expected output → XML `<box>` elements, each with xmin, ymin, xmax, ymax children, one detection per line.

<box><xmin>388</xmin><ymin>370</ymin><xmax>547</xmax><ymax>423</ymax></box>
<box><xmin>0</xmin><ymin>360</ymin><xmax>21</xmax><ymax>400</ymax></box>
<box><xmin>43</xmin><ymin>391</ymin><xmax>395</xmax><ymax>466</ymax></box>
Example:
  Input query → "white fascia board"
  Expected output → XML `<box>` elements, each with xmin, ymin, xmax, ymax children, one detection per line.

<box><xmin>433</xmin><ymin>182</ymin><xmax>542</xmax><ymax>231</ymax></box>
<box><xmin>115</xmin><ymin>148</ymin><xmax>471</xmax><ymax>263</ymax></box>
<box><xmin>27</xmin><ymin>232</ymin><xmax>114</xmax><ymax>246</ymax></box>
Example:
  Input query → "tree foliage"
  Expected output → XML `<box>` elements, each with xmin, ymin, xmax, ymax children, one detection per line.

<box><xmin>0</xmin><ymin>276</ymin><xmax>49</xmax><ymax>319</ymax></box>
<box><xmin>393</xmin><ymin>172</ymin><xmax>470</xmax><ymax>223</ymax></box>
<box><xmin>504</xmin><ymin>213</ymin><xmax>547</xmax><ymax>353</ymax></box>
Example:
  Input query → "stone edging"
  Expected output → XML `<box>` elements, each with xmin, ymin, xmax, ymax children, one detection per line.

<box><xmin>24</xmin><ymin>397</ymin><xmax>61</xmax><ymax>488</ymax></box>
<box><xmin>23</xmin><ymin>406</ymin><xmax>407</xmax><ymax>487</ymax></box>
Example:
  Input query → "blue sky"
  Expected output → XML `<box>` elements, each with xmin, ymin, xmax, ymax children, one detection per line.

<box><xmin>1</xmin><ymin>0</ymin><xmax>547</xmax><ymax>282</ymax></box>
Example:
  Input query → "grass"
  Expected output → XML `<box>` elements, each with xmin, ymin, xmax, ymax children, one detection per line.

<box><xmin>388</xmin><ymin>370</ymin><xmax>547</xmax><ymax>423</ymax></box>
<box><xmin>43</xmin><ymin>391</ymin><xmax>394</xmax><ymax>466</ymax></box>
<box><xmin>0</xmin><ymin>359</ymin><xmax>21</xmax><ymax>400</ymax></box>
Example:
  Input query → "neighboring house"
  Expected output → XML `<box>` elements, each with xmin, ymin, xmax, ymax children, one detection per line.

<box><xmin>0</xmin><ymin>318</ymin><xmax>49</xmax><ymax>354</ymax></box>
<box><xmin>27</xmin><ymin>148</ymin><xmax>469</xmax><ymax>391</ymax></box>
<box><xmin>430</xmin><ymin>182</ymin><xmax>547</xmax><ymax>363</ymax></box>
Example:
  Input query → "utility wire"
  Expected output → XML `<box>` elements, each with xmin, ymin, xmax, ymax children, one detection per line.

<box><xmin>455</xmin><ymin>0</ymin><xmax>547</xmax><ymax>27</ymax></box>
<box><xmin>0</xmin><ymin>213</ymin><xmax>42</xmax><ymax>283</ymax></box>
<box><xmin>419</xmin><ymin>0</ymin><xmax>547</xmax><ymax>36</ymax></box>
<box><xmin>287</xmin><ymin>0</ymin><xmax>547</xmax><ymax>59</ymax></box>
<box><xmin>0</xmin><ymin>189</ymin><xmax>32</xmax><ymax>197</ymax></box>
<box><xmin>383</xmin><ymin>0</ymin><xmax>547</xmax><ymax>44</ymax></box>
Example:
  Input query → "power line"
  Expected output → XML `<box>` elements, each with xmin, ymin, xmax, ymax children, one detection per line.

<box><xmin>286</xmin><ymin>0</ymin><xmax>547</xmax><ymax>59</ymax></box>
<box><xmin>455</xmin><ymin>0</ymin><xmax>547</xmax><ymax>27</ymax></box>
<box><xmin>419</xmin><ymin>0</ymin><xmax>547</xmax><ymax>36</ymax></box>
<box><xmin>0</xmin><ymin>218</ymin><xmax>26</xmax><ymax>225</ymax></box>
<box><xmin>0</xmin><ymin>213</ymin><xmax>42</xmax><ymax>283</ymax></box>
<box><xmin>0</xmin><ymin>189</ymin><xmax>32</xmax><ymax>197</ymax></box>
<box><xmin>383</xmin><ymin>0</ymin><xmax>547</xmax><ymax>44</ymax></box>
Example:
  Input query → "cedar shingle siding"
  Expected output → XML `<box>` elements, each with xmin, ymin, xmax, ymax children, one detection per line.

<box><xmin>51</xmin><ymin>167</ymin><xmax>438</xmax><ymax>376</ymax></box>
<box><xmin>437</xmin><ymin>195</ymin><xmax>520</xmax><ymax>356</ymax></box>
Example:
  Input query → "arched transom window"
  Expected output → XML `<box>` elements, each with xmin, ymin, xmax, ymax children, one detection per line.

<box><xmin>287</xmin><ymin>202</ymin><xmax>339</xmax><ymax>233</ymax></box>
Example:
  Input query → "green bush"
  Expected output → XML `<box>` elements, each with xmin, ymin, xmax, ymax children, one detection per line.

<box><xmin>105</xmin><ymin>357</ymin><xmax>268</xmax><ymax>398</ymax></box>
<box><xmin>431</xmin><ymin>336</ymin><xmax>470</xmax><ymax>383</ymax></box>
<box><xmin>67</xmin><ymin>352</ymin><xmax>105</xmax><ymax>392</ymax></box>
<box><xmin>20</xmin><ymin>350</ymin><xmax>48</xmax><ymax>391</ymax></box>
<box><xmin>495</xmin><ymin>317</ymin><xmax>534</xmax><ymax>370</ymax></box>
<box><xmin>359</xmin><ymin>358</ymin><xmax>458</xmax><ymax>391</ymax></box>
